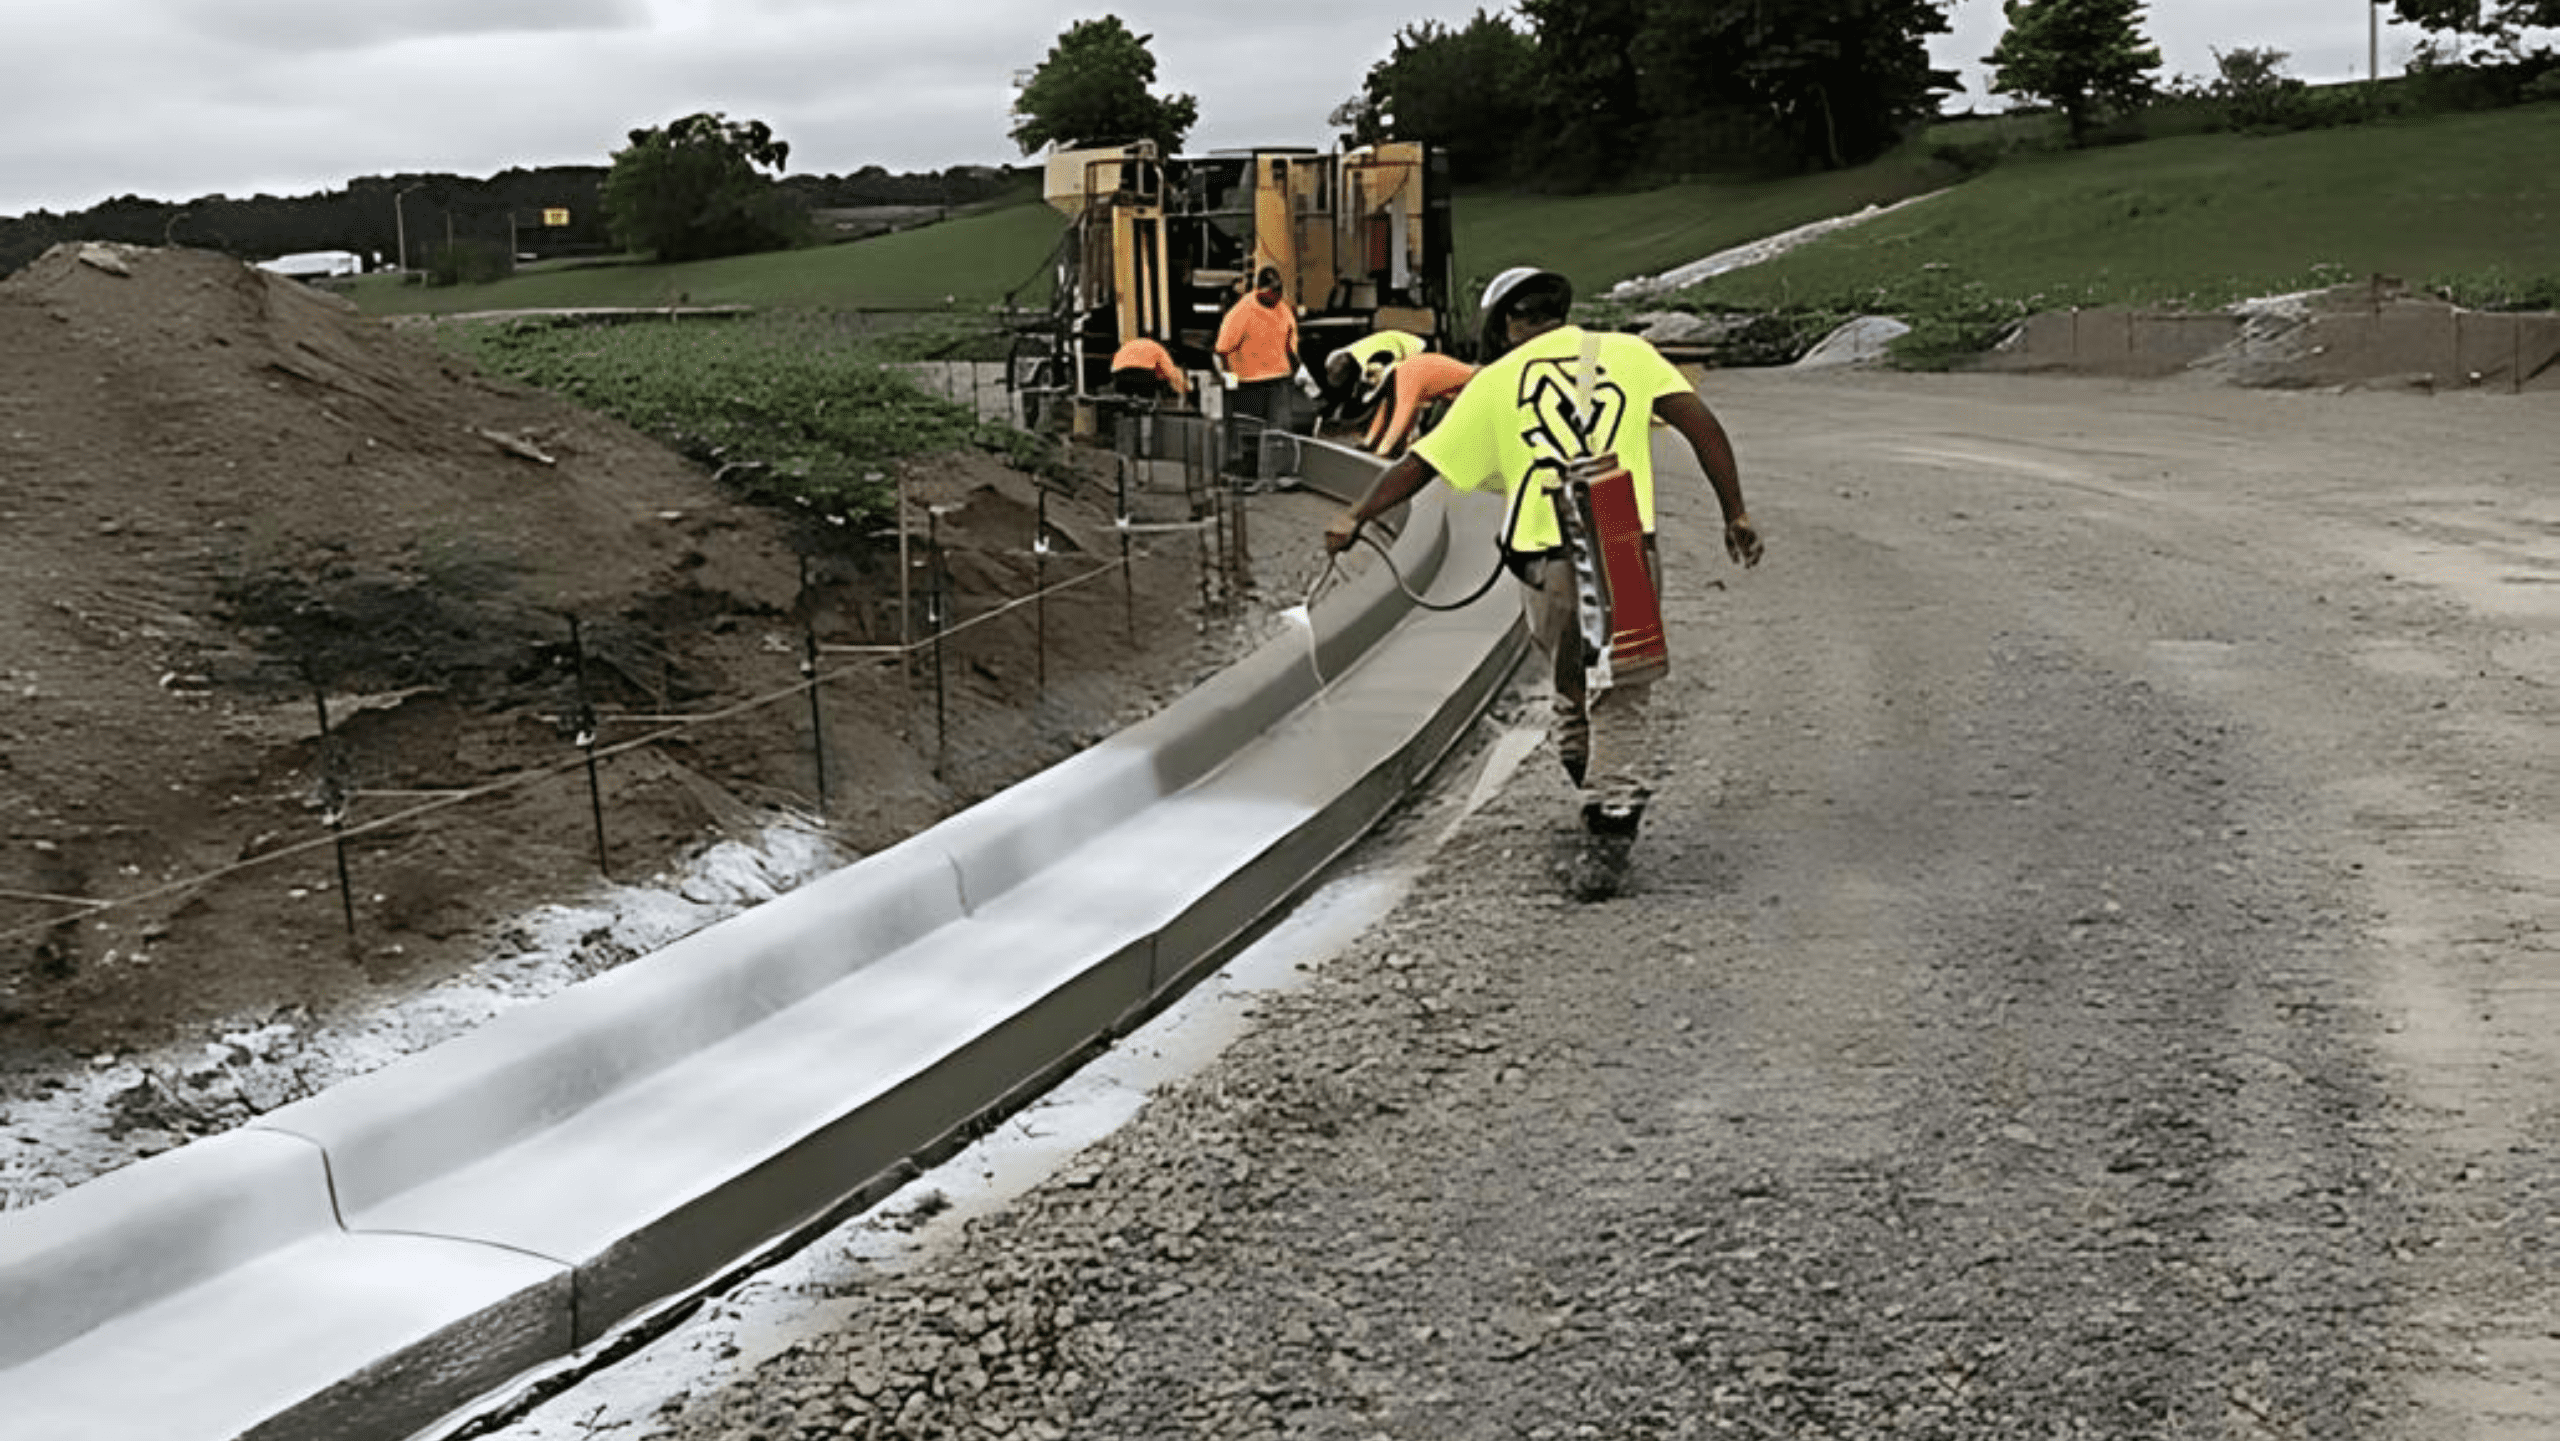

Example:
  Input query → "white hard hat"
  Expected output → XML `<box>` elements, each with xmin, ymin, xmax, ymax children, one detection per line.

<box><xmin>1477</xmin><ymin>266</ymin><xmax>1573</xmax><ymax>356</ymax></box>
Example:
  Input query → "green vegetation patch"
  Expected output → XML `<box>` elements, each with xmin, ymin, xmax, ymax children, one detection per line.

<box><xmin>439</xmin><ymin>311</ymin><xmax>1050</xmax><ymax>524</ymax></box>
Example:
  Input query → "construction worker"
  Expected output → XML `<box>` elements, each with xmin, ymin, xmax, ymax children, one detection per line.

<box><xmin>1320</xmin><ymin>328</ymin><xmax>1425</xmax><ymax>425</ymax></box>
<box><xmin>1321</xmin><ymin>266</ymin><xmax>1761</xmax><ymax>899</ymax></box>
<box><xmin>1108</xmin><ymin>335</ymin><xmax>1191</xmax><ymax>404</ymax></box>
<box><xmin>1360</xmin><ymin>350</ymin><xmax>1476</xmax><ymax>457</ymax></box>
<box><xmin>1213</xmin><ymin>265</ymin><xmax>1302</xmax><ymax>479</ymax></box>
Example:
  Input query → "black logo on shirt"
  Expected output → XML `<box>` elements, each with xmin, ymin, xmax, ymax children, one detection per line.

<box><xmin>1513</xmin><ymin>356</ymin><xmax>1628</xmax><ymax>485</ymax></box>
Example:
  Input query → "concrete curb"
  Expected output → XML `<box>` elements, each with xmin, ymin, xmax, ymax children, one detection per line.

<box><xmin>0</xmin><ymin>459</ymin><xmax>1523</xmax><ymax>1441</ymax></box>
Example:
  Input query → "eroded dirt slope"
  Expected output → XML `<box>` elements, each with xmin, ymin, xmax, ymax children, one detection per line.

<box><xmin>0</xmin><ymin>243</ymin><xmax>1242</xmax><ymax>1072</ymax></box>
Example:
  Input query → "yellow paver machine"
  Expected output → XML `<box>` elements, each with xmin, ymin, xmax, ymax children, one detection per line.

<box><xmin>1017</xmin><ymin>140</ymin><xmax>1458</xmax><ymax>431</ymax></box>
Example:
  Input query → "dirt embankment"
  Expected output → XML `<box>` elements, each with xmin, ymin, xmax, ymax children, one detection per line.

<box><xmin>1977</xmin><ymin>282</ymin><xmax>2560</xmax><ymax>393</ymax></box>
<box><xmin>0</xmin><ymin>243</ymin><xmax>1254</xmax><ymax>1081</ymax></box>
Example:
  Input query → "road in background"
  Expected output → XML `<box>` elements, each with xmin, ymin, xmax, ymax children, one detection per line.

<box><xmin>487</xmin><ymin>370</ymin><xmax>2557</xmax><ymax>1441</ymax></box>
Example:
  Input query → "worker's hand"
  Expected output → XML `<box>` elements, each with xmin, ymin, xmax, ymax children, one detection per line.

<box><xmin>1724</xmin><ymin>513</ymin><xmax>1763</xmax><ymax>568</ymax></box>
<box><xmin>1323</xmin><ymin>509</ymin><xmax>1365</xmax><ymax>555</ymax></box>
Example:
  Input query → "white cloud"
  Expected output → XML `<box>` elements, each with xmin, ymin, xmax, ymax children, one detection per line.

<box><xmin>149</xmin><ymin>0</ymin><xmax>651</xmax><ymax>53</ymax></box>
<box><xmin>0</xmin><ymin>0</ymin><xmax>2525</xmax><ymax>216</ymax></box>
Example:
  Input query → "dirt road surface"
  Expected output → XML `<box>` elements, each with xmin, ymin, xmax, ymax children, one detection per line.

<box><xmin>454</xmin><ymin>368</ymin><xmax>2560</xmax><ymax>1441</ymax></box>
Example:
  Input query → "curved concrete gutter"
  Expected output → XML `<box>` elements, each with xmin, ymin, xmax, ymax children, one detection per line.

<box><xmin>0</xmin><ymin>448</ymin><xmax>1522</xmax><ymax>1441</ymax></box>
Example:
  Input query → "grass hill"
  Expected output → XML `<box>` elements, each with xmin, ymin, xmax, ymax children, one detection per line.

<box><xmin>1682</xmin><ymin>102</ymin><xmax>2560</xmax><ymax>318</ymax></box>
<box><xmin>351</xmin><ymin>102</ymin><xmax>2560</xmax><ymax>353</ymax></box>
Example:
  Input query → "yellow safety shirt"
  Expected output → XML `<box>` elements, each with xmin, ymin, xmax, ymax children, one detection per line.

<box><xmin>1410</xmin><ymin>327</ymin><xmax>1694</xmax><ymax>553</ymax></box>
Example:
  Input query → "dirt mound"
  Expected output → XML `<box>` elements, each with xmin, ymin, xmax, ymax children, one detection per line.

<box><xmin>0</xmin><ymin>244</ymin><xmax>1253</xmax><ymax>1064</ymax></box>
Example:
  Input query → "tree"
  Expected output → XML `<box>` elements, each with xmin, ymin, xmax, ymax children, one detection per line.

<box><xmin>1009</xmin><ymin>16</ymin><xmax>1199</xmax><ymax>156</ymax></box>
<box><xmin>2391</xmin><ymin>0</ymin><xmax>2560</xmax><ymax>47</ymax></box>
<box><xmin>1640</xmin><ymin>0</ymin><xmax>1959</xmax><ymax>170</ymax></box>
<box><xmin>1517</xmin><ymin>0</ymin><xmax>1655</xmax><ymax>179</ymax></box>
<box><xmin>1338</xmin><ymin>12</ymin><xmax>1540</xmax><ymax>182</ymax></box>
<box><xmin>1986</xmin><ymin>0</ymin><xmax>2164</xmax><ymax>144</ymax></box>
<box><xmin>2208</xmin><ymin>46</ymin><xmax>2306</xmax><ymax>129</ymax></box>
<box><xmin>602</xmin><ymin>112</ymin><xmax>802</xmax><ymax>263</ymax></box>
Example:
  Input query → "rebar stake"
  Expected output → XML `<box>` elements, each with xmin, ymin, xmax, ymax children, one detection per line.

<box><xmin>801</xmin><ymin>556</ymin><xmax>829</xmax><ymax>816</ymax></box>
<box><xmin>929</xmin><ymin>508</ymin><xmax>949</xmax><ymax>781</ymax></box>
<box><xmin>306</xmin><ymin>670</ymin><xmax>358</xmax><ymax>943</ymax></box>
<box><xmin>567</xmin><ymin>615</ymin><xmax>609</xmax><ymax>878</ymax></box>
<box><xmin>1035</xmin><ymin>488</ymin><xmax>1050</xmax><ymax>701</ymax></box>
<box><xmin>1117</xmin><ymin>453</ymin><xmax>1135</xmax><ymax>643</ymax></box>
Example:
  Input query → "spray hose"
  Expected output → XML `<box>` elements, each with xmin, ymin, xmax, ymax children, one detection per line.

<box><xmin>1319</xmin><ymin>526</ymin><xmax>1507</xmax><ymax>614</ymax></box>
<box><xmin>1292</xmin><ymin>531</ymin><xmax>1504</xmax><ymax>696</ymax></box>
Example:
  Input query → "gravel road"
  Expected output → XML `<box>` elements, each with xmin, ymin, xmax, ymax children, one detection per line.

<box><xmin>479</xmin><ymin>370</ymin><xmax>2560</xmax><ymax>1441</ymax></box>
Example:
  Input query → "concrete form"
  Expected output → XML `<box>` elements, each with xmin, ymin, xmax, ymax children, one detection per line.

<box><xmin>0</xmin><ymin>443</ymin><xmax>1524</xmax><ymax>1441</ymax></box>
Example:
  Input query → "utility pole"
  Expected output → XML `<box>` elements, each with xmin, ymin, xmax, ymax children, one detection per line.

<box><xmin>394</xmin><ymin>183</ymin><xmax>424</xmax><ymax>273</ymax></box>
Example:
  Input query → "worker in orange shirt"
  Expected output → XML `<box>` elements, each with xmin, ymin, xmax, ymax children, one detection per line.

<box><xmin>1319</xmin><ymin>328</ymin><xmax>1424</xmax><ymax>427</ymax></box>
<box><xmin>1213</xmin><ymin>265</ymin><xmax>1303</xmax><ymax>480</ymax></box>
<box><xmin>1361</xmin><ymin>350</ymin><xmax>1477</xmax><ymax>457</ymax></box>
<box><xmin>1109</xmin><ymin>336</ymin><xmax>1191</xmax><ymax>404</ymax></box>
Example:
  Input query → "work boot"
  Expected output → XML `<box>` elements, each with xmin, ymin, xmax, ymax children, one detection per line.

<box><xmin>1559</xmin><ymin>746</ymin><xmax>1588</xmax><ymax>788</ymax></box>
<box><xmin>1564</xmin><ymin>830</ymin><xmax>1634</xmax><ymax>902</ymax></box>
<box><xmin>1581</xmin><ymin>799</ymin><xmax>1643</xmax><ymax>837</ymax></box>
<box><xmin>1564</xmin><ymin>801</ymin><xmax>1642</xmax><ymax>902</ymax></box>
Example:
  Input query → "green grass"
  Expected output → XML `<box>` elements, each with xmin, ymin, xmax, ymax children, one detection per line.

<box><xmin>377</xmin><ymin>100</ymin><xmax>2560</xmax><ymax>407</ymax></box>
<box><xmin>1450</xmin><ymin>145</ymin><xmax>1964</xmax><ymax>303</ymax></box>
<box><xmin>1673</xmin><ymin>103</ymin><xmax>2560</xmax><ymax>322</ymax></box>
<box><xmin>353</xmin><ymin>201</ymin><xmax>1067</xmax><ymax>316</ymax></box>
<box><xmin>435</xmin><ymin>311</ymin><xmax>1053</xmax><ymax>525</ymax></box>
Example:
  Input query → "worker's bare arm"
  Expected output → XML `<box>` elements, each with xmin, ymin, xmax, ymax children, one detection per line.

<box><xmin>1657</xmin><ymin>391</ymin><xmax>1760</xmax><ymax>567</ymax></box>
<box><xmin>1324</xmin><ymin>453</ymin><xmax>1439</xmax><ymax>553</ymax></box>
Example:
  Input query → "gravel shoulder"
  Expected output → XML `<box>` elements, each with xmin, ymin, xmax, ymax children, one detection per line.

<box><xmin>468</xmin><ymin>370</ymin><xmax>2557</xmax><ymax>1441</ymax></box>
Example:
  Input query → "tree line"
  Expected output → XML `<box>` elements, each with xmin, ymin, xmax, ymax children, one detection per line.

<box><xmin>10</xmin><ymin>1</ymin><xmax>2549</xmax><ymax>279</ymax></box>
<box><xmin>0</xmin><ymin>160</ymin><xmax>1022</xmax><ymax>280</ymax></box>
<box><xmin>1319</xmin><ymin>0</ymin><xmax>2558</xmax><ymax>186</ymax></box>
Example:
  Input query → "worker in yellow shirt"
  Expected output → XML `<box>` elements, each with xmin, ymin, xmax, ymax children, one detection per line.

<box><xmin>1319</xmin><ymin>328</ymin><xmax>1424</xmax><ymax>426</ymax></box>
<box><xmin>1361</xmin><ymin>351</ymin><xmax>1477</xmax><ymax>457</ymax></box>
<box><xmin>1108</xmin><ymin>336</ymin><xmax>1191</xmax><ymax>404</ymax></box>
<box><xmin>1321</xmin><ymin>266</ymin><xmax>1760</xmax><ymax>900</ymax></box>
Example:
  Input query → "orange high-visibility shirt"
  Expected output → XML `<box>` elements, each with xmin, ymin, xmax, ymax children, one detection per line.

<box><xmin>1110</xmin><ymin>337</ymin><xmax>1189</xmax><ymax>395</ymax></box>
<box><xmin>1367</xmin><ymin>352</ymin><xmax>1477</xmax><ymax>455</ymax></box>
<box><xmin>1214</xmin><ymin>293</ymin><xmax>1299</xmax><ymax>383</ymax></box>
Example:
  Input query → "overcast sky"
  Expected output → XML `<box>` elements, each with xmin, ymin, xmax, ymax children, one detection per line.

<box><xmin>0</xmin><ymin>1</ymin><xmax>2468</xmax><ymax>218</ymax></box>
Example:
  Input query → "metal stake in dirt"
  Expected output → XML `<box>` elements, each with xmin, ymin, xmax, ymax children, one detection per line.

<box><xmin>1230</xmin><ymin>474</ymin><xmax>1250</xmax><ymax>604</ymax></box>
<box><xmin>1034</xmin><ymin>487</ymin><xmax>1050</xmax><ymax>700</ymax></box>
<box><xmin>1191</xmin><ymin>420</ymin><xmax>1217</xmax><ymax>621</ymax></box>
<box><xmin>894</xmin><ymin>470</ymin><xmax>912</xmax><ymax>658</ymax></box>
<box><xmin>928</xmin><ymin>506</ymin><xmax>950</xmax><ymax>780</ymax></box>
<box><xmin>1116</xmin><ymin>455</ymin><xmax>1134</xmax><ymax>643</ymax></box>
<box><xmin>306</xmin><ymin>671</ymin><xmax>357</xmax><ymax>942</ymax></box>
<box><xmin>567</xmin><ymin>615</ymin><xmax>609</xmax><ymax>877</ymax></box>
<box><xmin>799</xmin><ymin>555</ymin><xmax>830</xmax><ymax>815</ymax></box>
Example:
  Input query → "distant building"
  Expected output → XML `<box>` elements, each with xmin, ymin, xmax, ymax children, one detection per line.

<box><xmin>256</xmin><ymin>249</ymin><xmax>364</xmax><ymax>279</ymax></box>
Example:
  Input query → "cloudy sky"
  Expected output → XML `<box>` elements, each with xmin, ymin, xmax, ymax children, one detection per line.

<box><xmin>0</xmin><ymin>1</ymin><xmax>2463</xmax><ymax>218</ymax></box>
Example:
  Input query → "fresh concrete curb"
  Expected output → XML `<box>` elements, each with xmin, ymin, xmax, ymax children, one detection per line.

<box><xmin>0</xmin><ymin>458</ymin><xmax>1523</xmax><ymax>1441</ymax></box>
